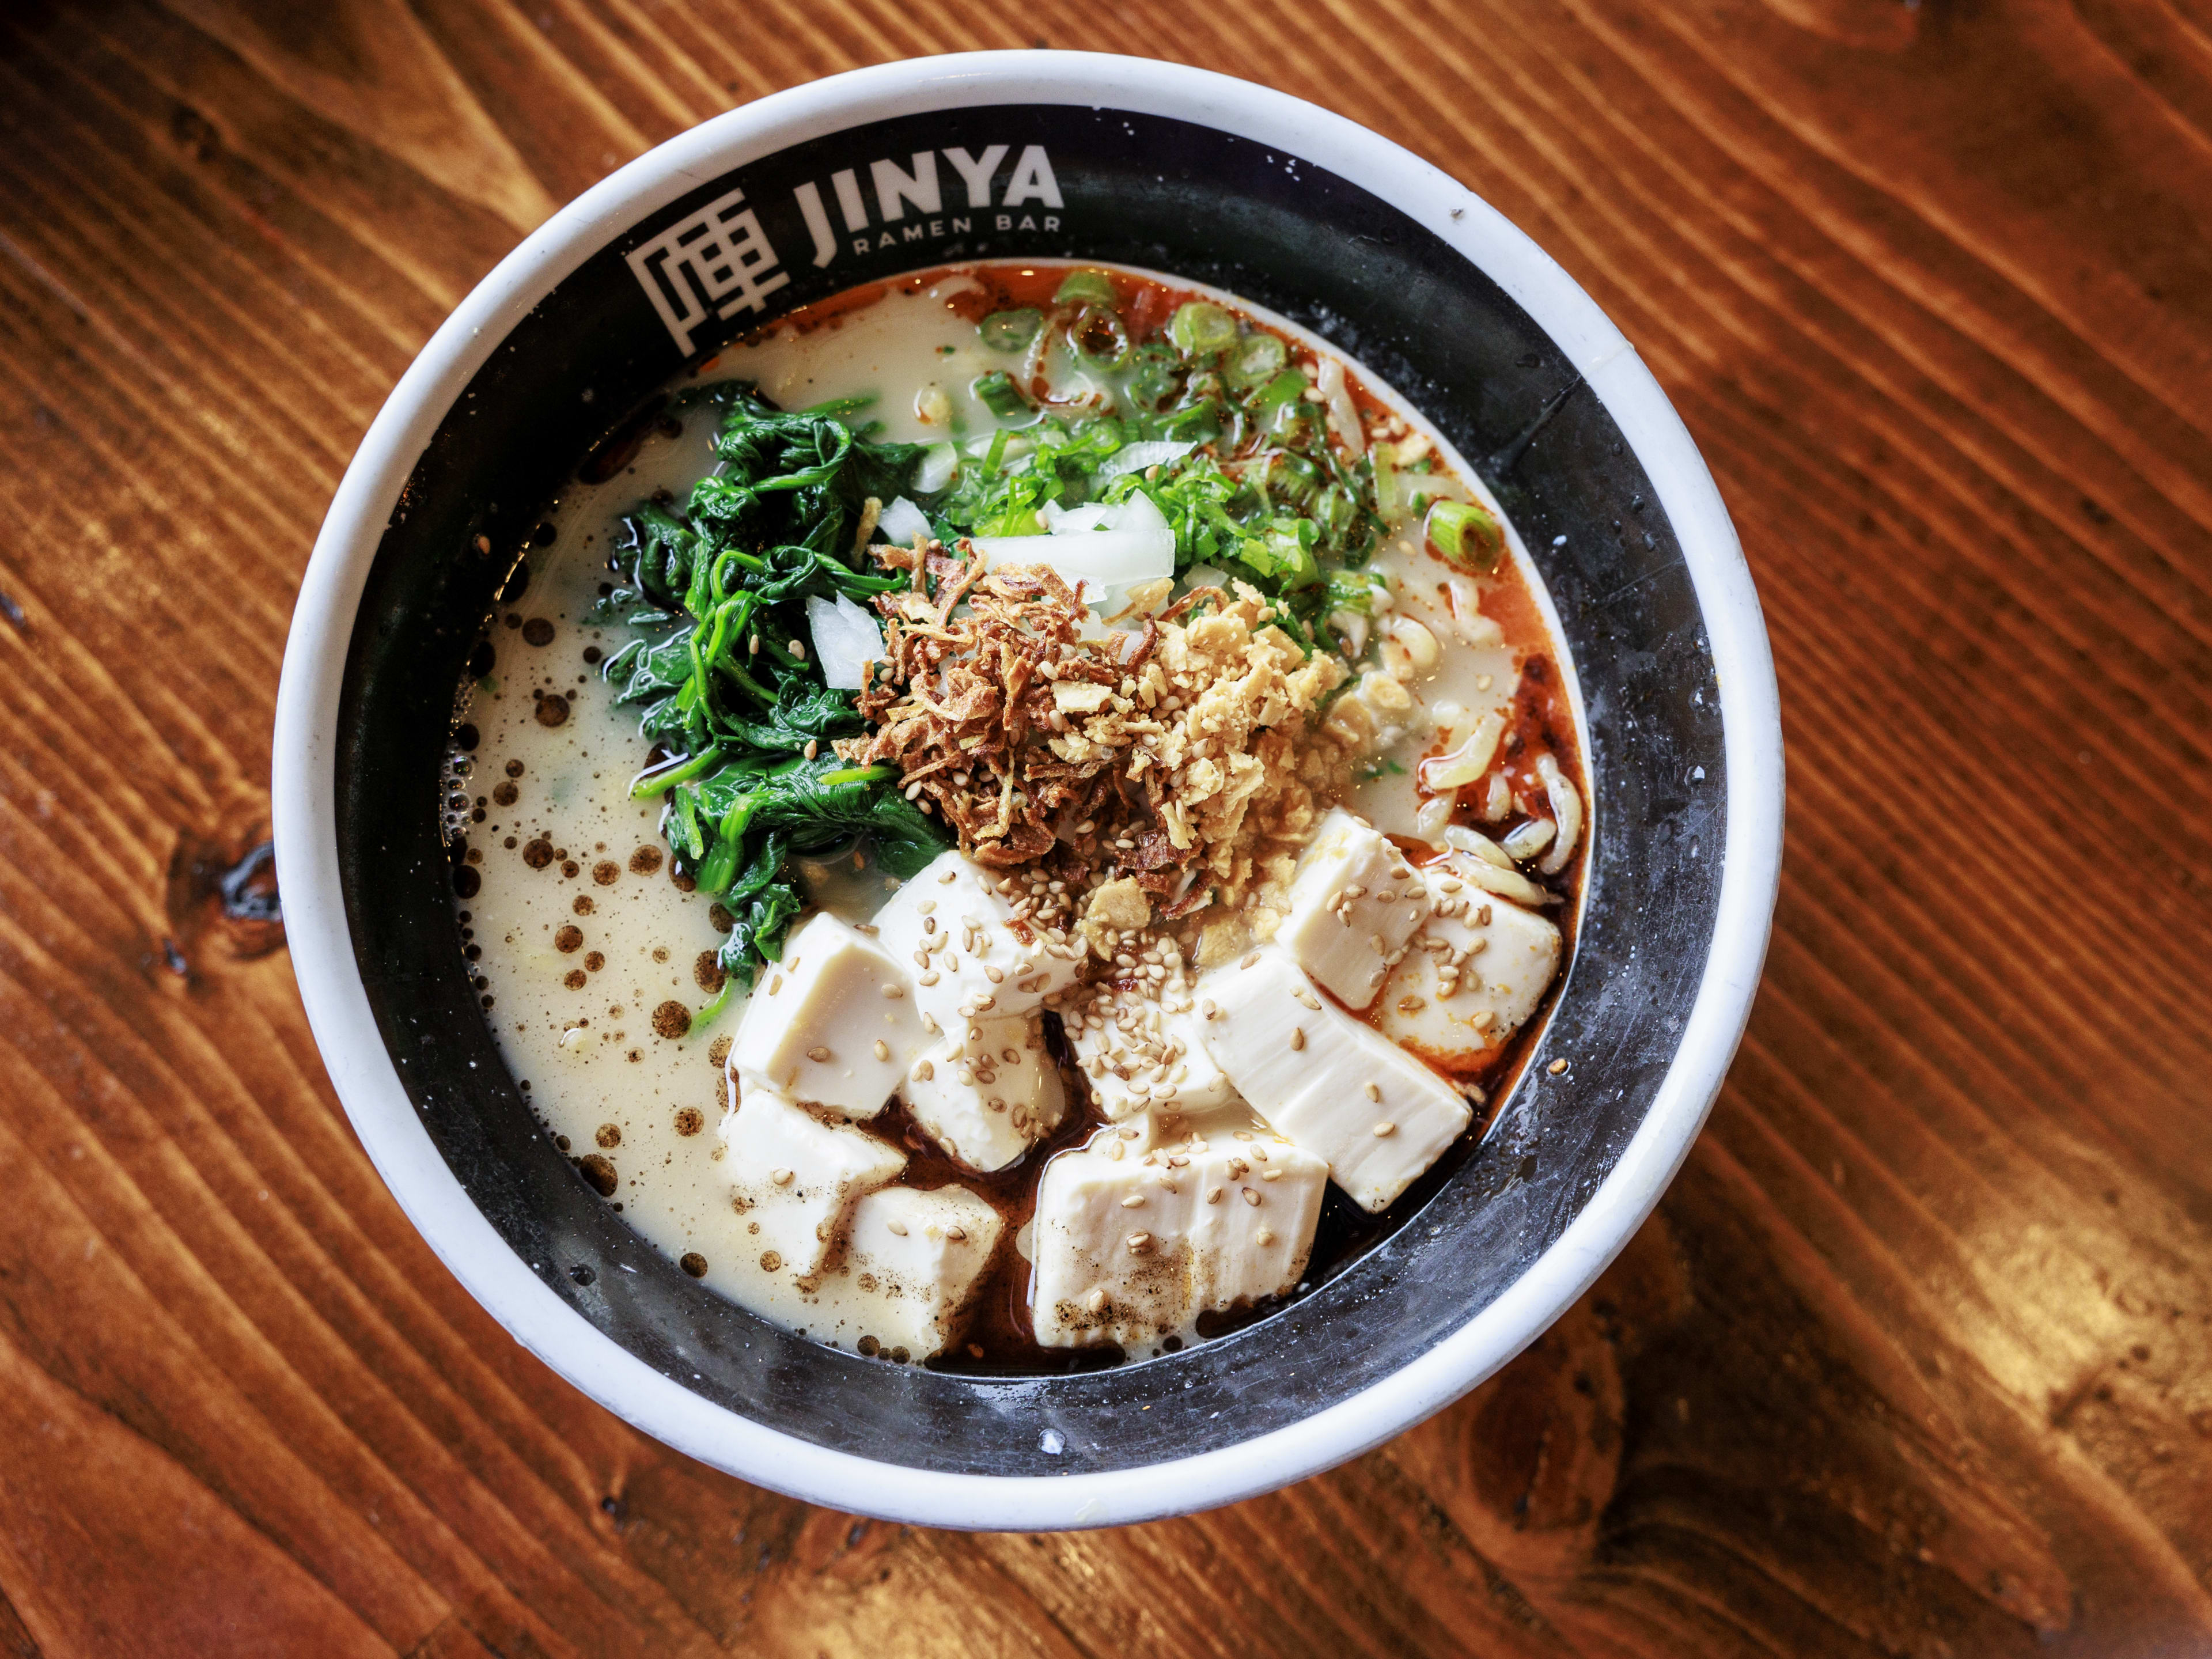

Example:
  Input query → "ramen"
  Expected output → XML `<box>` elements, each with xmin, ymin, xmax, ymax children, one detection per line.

<box><xmin>446</xmin><ymin>263</ymin><xmax>1585</xmax><ymax>1369</ymax></box>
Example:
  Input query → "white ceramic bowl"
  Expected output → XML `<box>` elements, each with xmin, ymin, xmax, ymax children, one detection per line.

<box><xmin>274</xmin><ymin>50</ymin><xmax>1782</xmax><ymax>1529</ymax></box>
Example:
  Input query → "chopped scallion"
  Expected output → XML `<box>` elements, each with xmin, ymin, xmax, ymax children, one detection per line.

<box><xmin>1168</xmin><ymin>301</ymin><xmax>1237</xmax><ymax>356</ymax></box>
<box><xmin>972</xmin><ymin>369</ymin><xmax>1033</xmax><ymax>420</ymax></box>
<box><xmin>1053</xmin><ymin>269</ymin><xmax>1119</xmax><ymax>307</ymax></box>
<box><xmin>1426</xmin><ymin>499</ymin><xmax>1506</xmax><ymax>573</ymax></box>
<box><xmin>979</xmin><ymin>308</ymin><xmax>1041</xmax><ymax>352</ymax></box>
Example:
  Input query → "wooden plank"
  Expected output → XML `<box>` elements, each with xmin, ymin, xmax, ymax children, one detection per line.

<box><xmin>0</xmin><ymin>0</ymin><xmax>2207</xmax><ymax>1652</ymax></box>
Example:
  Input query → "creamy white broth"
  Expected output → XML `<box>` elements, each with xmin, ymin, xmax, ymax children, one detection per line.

<box><xmin>452</xmin><ymin>266</ymin><xmax>1570</xmax><ymax>1361</ymax></box>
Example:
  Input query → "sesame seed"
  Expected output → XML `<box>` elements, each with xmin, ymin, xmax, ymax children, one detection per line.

<box><xmin>1241</xmin><ymin>952</ymin><xmax>1261</xmax><ymax>969</ymax></box>
<box><xmin>1126</xmin><ymin>1232</ymin><xmax>1152</xmax><ymax>1253</ymax></box>
<box><xmin>1120</xmin><ymin>1194</ymin><xmax>1145</xmax><ymax>1208</ymax></box>
<box><xmin>1293</xmin><ymin>987</ymin><xmax>1320</xmax><ymax>1010</ymax></box>
<box><xmin>912</xmin><ymin>1059</ymin><xmax>935</xmax><ymax>1081</ymax></box>
<box><xmin>984</xmin><ymin>964</ymin><xmax>1005</xmax><ymax>983</ymax></box>
<box><xmin>1548</xmin><ymin>1058</ymin><xmax>1569</xmax><ymax>1074</ymax></box>
<box><xmin>919</xmin><ymin>969</ymin><xmax>940</xmax><ymax>986</ymax></box>
<box><xmin>1289</xmin><ymin>1027</ymin><xmax>1305</xmax><ymax>1051</ymax></box>
<box><xmin>1363</xmin><ymin>1082</ymin><xmax>1381</xmax><ymax>1102</ymax></box>
<box><xmin>887</xmin><ymin>1219</ymin><xmax>907</xmax><ymax>1236</ymax></box>
<box><xmin>806</xmin><ymin>1046</ymin><xmax>832</xmax><ymax>1062</ymax></box>
<box><xmin>771</xmin><ymin>1168</ymin><xmax>794</xmax><ymax>1185</ymax></box>
<box><xmin>1256</xmin><ymin>1228</ymin><xmax>1275</xmax><ymax>1245</ymax></box>
<box><xmin>916</xmin><ymin>900</ymin><xmax>936</xmax><ymax>915</ymax></box>
<box><xmin>1241</xmin><ymin>1187</ymin><xmax>1260</xmax><ymax>1206</ymax></box>
<box><xmin>1088</xmin><ymin>1288</ymin><xmax>1109</xmax><ymax>1312</ymax></box>
<box><xmin>1261</xmin><ymin>1168</ymin><xmax>1281</xmax><ymax>1181</ymax></box>
<box><xmin>873</xmin><ymin>1039</ymin><xmax>890</xmax><ymax>1060</ymax></box>
<box><xmin>1373</xmin><ymin>1122</ymin><xmax>1397</xmax><ymax>1137</ymax></box>
<box><xmin>881</xmin><ymin>983</ymin><xmax>905</xmax><ymax>999</ymax></box>
<box><xmin>946</xmin><ymin>1226</ymin><xmax>966</xmax><ymax>1241</ymax></box>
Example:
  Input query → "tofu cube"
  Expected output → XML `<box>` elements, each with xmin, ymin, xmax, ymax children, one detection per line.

<box><xmin>873</xmin><ymin>850</ymin><xmax>1084</xmax><ymax>1031</ymax></box>
<box><xmin>1374</xmin><ymin>868</ymin><xmax>1562</xmax><ymax>1065</ymax></box>
<box><xmin>1197</xmin><ymin>950</ymin><xmax>1472</xmax><ymax>1212</ymax></box>
<box><xmin>901</xmin><ymin>1013</ymin><xmax>1066</xmax><ymax>1173</ymax></box>
<box><xmin>720</xmin><ymin>1082</ymin><xmax>906</xmax><ymax>1276</ymax></box>
<box><xmin>1031</xmin><ymin>1130</ymin><xmax>1328</xmax><ymax>1349</ymax></box>
<box><xmin>1067</xmin><ymin>982</ymin><xmax>1239</xmax><ymax>1122</ymax></box>
<box><xmin>1275</xmin><ymin>808</ymin><xmax>1432</xmax><ymax>1009</ymax></box>
<box><xmin>842</xmin><ymin>1185</ymin><xmax>1005</xmax><ymax>1360</ymax></box>
<box><xmin>729</xmin><ymin>912</ymin><xmax>924</xmax><ymax>1118</ymax></box>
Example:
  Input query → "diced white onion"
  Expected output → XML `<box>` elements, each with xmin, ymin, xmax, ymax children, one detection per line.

<box><xmin>1103</xmin><ymin>488</ymin><xmax>1171</xmax><ymax>539</ymax></box>
<box><xmin>1040</xmin><ymin>501</ymin><xmax>1111</xmax><ymax>533</ymax></box>
<box><xmin>1501</xmin><ymin>819</ymin><xmax>1557</xmax><ymax>862</ymax></box>
<box><xmin>805</xmin><ymin>593</ymin><xmax>883</xmax><ymax>690</ymax></box>
<box><xmin>876</xmin><ymin>496</ymin><xmax>931</xmax><ymax>547</ymax></box>
<box><xmin>1418</xmin><ymin>710</ymin><xmax>1506</xmax><ymax>793</ymax></box>
<box><xmin>1315</xmin><ymin>358</ymin><xmax>1366</xmax><ymax>458</ymax></box>
<box><xmin>968</xmin><ymin>531</ymin><xmax>1175</xmax><ymax>588</ymax></box>
<box><xmin>1096</xmin><ymin>439</ymin><xmax>1197</xmax><ymax>482</ymax></box>
<box><xmin>970</xmin><ymin>491</ymin><xmax>1175</xmax><ymax>590</ymax></box>
<box><xmin>1183</xmin><ymin>565</ymin><xmax>1229</xmax><ymax>589</ymax></box>
<box><xmin>1536</xmin><ymin>753</ymin><xmax>1582</xmax><ymax>875</ymax></box>
<box><xmin>914</xmin><ymin>444</ymin><xmax>959</xmax><ymax>494</ymax></box>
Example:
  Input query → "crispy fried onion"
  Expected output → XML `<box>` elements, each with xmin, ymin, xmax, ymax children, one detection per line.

<box><xmin>835</xmin><ymin>541</ymin><xmax>1351</xmax><ymax>919</ymax></box>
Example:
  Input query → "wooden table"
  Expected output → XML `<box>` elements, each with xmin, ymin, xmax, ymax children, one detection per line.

<box><xmin>2</xmin><ymin>1</ymin><xmax>2207</xmax><ymax>1653</ymax></box>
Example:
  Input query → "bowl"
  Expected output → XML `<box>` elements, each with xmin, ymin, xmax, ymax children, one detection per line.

<box><xmin>272</xmin><ymin>50</ymin><xmax>1783</xmax><ymax>1529</ymax></box>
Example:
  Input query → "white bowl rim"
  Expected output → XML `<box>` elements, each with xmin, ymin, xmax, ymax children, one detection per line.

<box><xmin>272</xmin><ymin>48</ymin><xmax>1783</xmax><ymax>1532</ymax></box>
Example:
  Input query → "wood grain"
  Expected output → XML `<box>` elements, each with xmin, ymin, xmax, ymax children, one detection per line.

<box><xmin>1</xmin><ymin>0</ymin><xmax>2209</xmax><ymax>1653</ymax></box>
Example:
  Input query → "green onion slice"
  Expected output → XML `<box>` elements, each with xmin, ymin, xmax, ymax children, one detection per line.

<box><xmin>1052</xmin><ymin>269</ymin><xmax>1119</xmax><ymax>307</ymax></box>
<box><xmin>1426</xmin><ymin>499</ymin><xmax>1506</xmax><ymax>574</ymax></box>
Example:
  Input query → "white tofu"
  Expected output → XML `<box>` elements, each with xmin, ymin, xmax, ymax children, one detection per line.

<box><xmin>1274</xmin><ymin>808</ymin><xmax>1432</xmax><ymax>1009</ymax></box>
<box><xmin>1031</xmin><ymin>1130</ymin><xmax>1327</xmax><ymax>1349</ymax></box>
<box><xmin>1067</xmin><ymin>982</ymin><xmax>1238</xmax><ymax>1122</ymax></box>
<box><xmin>900</xmin><ymin>1013</ymin><xmax>1066</xmax><ymax>1173</ymax></box>
<box><xmin>842</xmin><ymin>1185</ymin><xmax>1005</xmax><ymax>1361</ymax></box>
<box><xmin>872</xmin><ymin>850</ymin><xmax>1084</xmax><ymax>1032</ymax></box>
<box><xmin>1197</xmin><ymin>950</ymin><xmax>1471</xmax><ymax>1213</ymax></box>
<box><xmin>720</xmin><ymin>1083</ymin><xmax>906</xmax><ymax>1277</ymax></box>
<box><xmin>1374</xmin><ymin>871</ymin><xmax>1562</xmax><ymax>1065</ymax></box>
<box><xmin>729</xmin><ymin>913</ymin><xmax>925</xmax><ymax>1118</ymax></box>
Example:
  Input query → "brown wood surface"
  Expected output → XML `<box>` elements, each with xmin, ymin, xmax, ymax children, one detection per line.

<box><xmin>1</xmin><ymin>0</ymin><xmax>2209</xmax><ymax>1653</ymax></box>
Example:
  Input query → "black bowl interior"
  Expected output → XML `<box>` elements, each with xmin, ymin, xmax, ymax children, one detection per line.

<box><xmin>334</xmin><ymin>104</ymin><xmax>1726</xmax><ymax>1476</ymax></box>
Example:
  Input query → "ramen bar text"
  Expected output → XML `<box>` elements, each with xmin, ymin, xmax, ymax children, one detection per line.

<box><xmin>628</xmin><ymin>145</ymin><xmax>1065</xmax><ymax>354</ymax></box>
